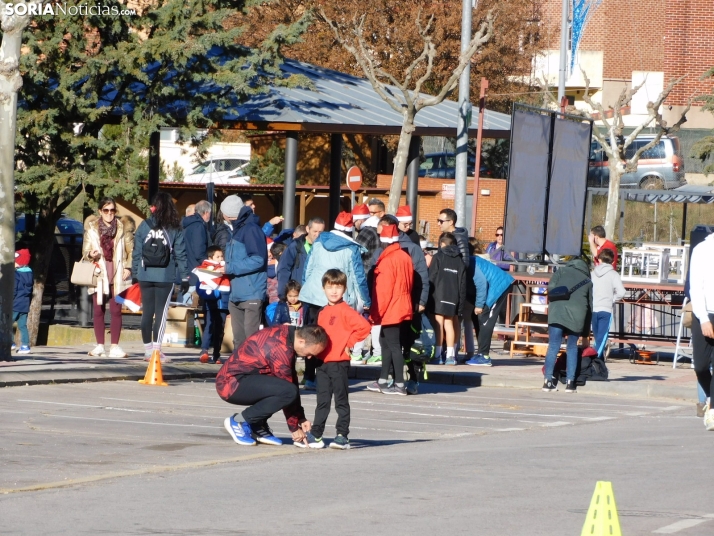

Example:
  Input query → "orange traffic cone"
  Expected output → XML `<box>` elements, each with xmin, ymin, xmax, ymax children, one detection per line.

<box><xmin>138</xmin><ymin>349</ymin><xmax>168</xmax><ymax>386</ymax></box>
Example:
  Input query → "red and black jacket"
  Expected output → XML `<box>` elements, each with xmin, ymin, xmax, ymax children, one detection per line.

<box><xmin>216</xmin><ymin>325</ymin><xmax>305</xmax><ymax>432</ymax></box>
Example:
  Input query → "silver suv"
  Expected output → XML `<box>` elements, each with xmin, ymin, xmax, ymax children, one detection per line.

<box><xmin>588</xmin><ymin>135</ymin><xmax>685</xmax><ymax>189</ymax></box>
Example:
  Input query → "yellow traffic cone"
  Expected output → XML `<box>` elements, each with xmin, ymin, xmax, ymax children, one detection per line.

<box><xmin>581</xmin><ymin>481</ymin><xmax>622</xmax><ymax>536</ymax></box>
<box><xmin>138</xmin><ymin>349</ymin><xmax>168</xmax><ymax>386</ymax></box>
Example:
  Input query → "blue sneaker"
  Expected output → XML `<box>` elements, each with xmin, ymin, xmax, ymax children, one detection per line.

<box><xmin>223</xmin><ymin>416</ymin><xmax>257</xmax><ymax>446</ymax></box>
<box><xmin>466</xmin><ymin>354</ymin><xmax>493</xmax><ymax>367</ymax></box>
<box><xmin>429</xmin><ymin>355</ymin><xmax>443</xmax><ymax>365</ymax></box>
<box><xmin>444</xmin><ymin>356</ymin><xmax>456</xmax><ymax>366</ymax></box>
<box><xmin>304</xmin><ymin>379</ymin><xmax>317</xmax><ymax>390</ymax></box>
<box><xmin>251</xmin><ymin>423</ymin><xmax>283</xmax><ymax>446</ymax></box>
<box><xmin>17</xmin><ymin>345</ymin><xmax>31</xmax><ymax>355</ymax></box>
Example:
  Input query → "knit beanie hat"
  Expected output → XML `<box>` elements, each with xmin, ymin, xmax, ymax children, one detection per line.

<box><xmin>351</xmin><ymin>203</ymin><xmax>370</xmax><ymax>221</ymax></box>
<box><xmin>15</xmin><ymin>249</ymin><xmax>31</xmax><ymax>267</ymax></box>
<box><xmin>333</xmin><ymin>212</ymin><xmax>354</xmax><ymax>232</ymax></box>
<box><xmin>379</xmin><ymin>224</ymin><xmax>399</xmax><ymax>244</ymax></box>
<box><xmin>395</xmin><ymin>205</ymin><xmax>413</xmax><ymax>222</ymax></box>
<box><xmin>220</xmin><ymin>195</ymin><xmax>244</xmax><ymax>218</ymax></box>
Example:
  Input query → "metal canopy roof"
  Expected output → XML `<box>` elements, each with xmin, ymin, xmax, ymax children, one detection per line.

<box><xmin>217</xmin><ymin>59</ymin><xmax>512</xmax><ymax>138</ymax></box>
<box><xmin>590</xmin><ymin>185</ymin><xmax>714</xmax><ymax>204</ymax></box>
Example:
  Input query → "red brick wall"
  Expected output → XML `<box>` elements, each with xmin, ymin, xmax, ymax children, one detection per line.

<box><xmin>374</xmin><ymin>175</ymin><xmax>507</xmax><ymax>244</ymax></box>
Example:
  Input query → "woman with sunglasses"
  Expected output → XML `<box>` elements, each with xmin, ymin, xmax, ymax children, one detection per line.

<box><xmin>82</xmin><ymin>197</ymin><xmax>136</xmax><ymax>357</ymax></box>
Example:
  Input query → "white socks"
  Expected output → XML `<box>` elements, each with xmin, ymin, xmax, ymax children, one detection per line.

<box><xmin>446</xmin><ymin>347</ymin><xmax>455</xmax><ymax>358</ymax></box>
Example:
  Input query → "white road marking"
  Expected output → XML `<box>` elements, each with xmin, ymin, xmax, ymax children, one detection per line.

<box><xmin>653</xmin><ymin>517</ymin><xmax>714</xmax><ymax>533</ymax></box>
<box><xmin>17</xmin><ymin>399</ymin><xmax>152</xmax><ymax>413</ymax></box>
<box><xmin>44</xmin><ymin>414</ymin><xmax>219</xmax><ymax>428</ymax></box>
<box><xmin>541</xmin><ymin>421</ymin><xmax>572</xmax><ymax>427</ymax></box>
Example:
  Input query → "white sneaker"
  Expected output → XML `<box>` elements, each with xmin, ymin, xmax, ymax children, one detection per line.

<box><xmin>108</xmin><ymin>345</ymin><xmax>127</xmax><ymax>358</ymax></box>
<box><xmin>88</xmin><ymin>344</ymin><xmax>106</xmax><ymax>357</ymax></box>
<box><xmin>704</xmin><ymin>407</ymin><xmax>714</xmax><ymax>431</ymax></box>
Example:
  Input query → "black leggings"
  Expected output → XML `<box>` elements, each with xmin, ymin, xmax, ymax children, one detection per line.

<box><xmin>692</xmin><ymin>313</ymin><xmax>714</xmax><ymax>399</ymax></box>
<box><xmin>302</xmin><ymin>303</ymin><xmax>321</xmax><ymax>382</ymax></box>
<box><xmin>139</xmin><ymin>282</ymin><xmax>173</xmax><ymax>344</ymax></box>
<box><xmin>476</xmin><ymin>290</ymin><xmax>509</xmax><ymax>356</ymax></box>
<box><xmin>225</xmin><ymin>374</ymin><xmax>299</xmax><ymax>427</ymax></box>
<box><xmin>380</xmin><ymin>322</ymin><xmax>407</xmax><ymax>384</ymax></box>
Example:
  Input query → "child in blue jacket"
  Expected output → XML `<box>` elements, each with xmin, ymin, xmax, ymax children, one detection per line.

<box><xmin>13</xmin><ymin>249</ymin><xmax>33</xmax><ymax>354</ymax></box>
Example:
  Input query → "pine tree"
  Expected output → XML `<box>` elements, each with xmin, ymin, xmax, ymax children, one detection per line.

<box><xmin>245</xmin><ymin>142</ymin><xmax>286</xmax><ymax>184</ymax></box>
<box><xmin>9</xmin><ymin>0</ymin><xmax>310</xmax><ymax>346</ymax></box>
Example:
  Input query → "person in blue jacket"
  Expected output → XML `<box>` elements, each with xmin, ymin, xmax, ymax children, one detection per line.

<box><xmin>224</xmin><ymin>198</ymin><xmax>268</xmax><ymax>350</ymax></box>
<box><xmin>181</xmin><ymin>199</ymin><xmax>212</xmax><ymax>298</ymax></box>
<box><xmin>466</xmin><ymin>254</ymin><xmax>515</xmax><ymax>367</ymax></box>
<box><xmin>13</xmin><ymin>249</ymin><xmax>33</xmax><ymax>354</ymax></box>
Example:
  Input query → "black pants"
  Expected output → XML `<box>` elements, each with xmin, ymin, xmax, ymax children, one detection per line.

<box><xmin>380</xmin><ymin>322</ymin><xmax>407</xmax><ymax>384</ymax></box>
<box><xmin>397</xmin><ymin>317</ymin><xmax>418</xmax><ymax>382</ymax></box>
<box><xmin>139</xmin><ymin>282</ymin><xmax>174</xmax><ymax>344</ymax></box>
<box><xmin>202</xmin><ymin>299</ymin><xmax>227</xmax><ymax>358</ymax></box>
<box><xmin>692</xmin><ymin>313</ymin><xmax>714</xmax><ymax>399</ymax></box>
<box><xmin>312</xmin><ymin>361</ymin><xmax>350</xmax><ymax>438</ymax></box>
<box><xmin>476</xmin><ymin>290</ymin><xmax>509</xmax><ymax>356</ymax></box>
<box><xmin>225</xmin><ymin>374</ymin><xmax>299</xmax><ymax>427</ymax></box>
<box><xmin>302</xmin><ymin>303</ymin><xmax>321</xmax><ymax>382</ymax></box>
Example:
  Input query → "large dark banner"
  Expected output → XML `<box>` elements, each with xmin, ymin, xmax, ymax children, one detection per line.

<box><xmin>546</xmin><ymin>119</ymin><xmax>592</xmax><ymax>255</ymax></box>
<box><xmin>504</xmin><ymin>109</ymin><xmax>551</xmax><ymax>254</ymax></box>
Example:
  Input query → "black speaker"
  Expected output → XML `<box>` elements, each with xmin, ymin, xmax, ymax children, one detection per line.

<box><xmin>684</xmin><ymin>225</ymin><xmax>714</xmax><ymax>299</ymax></box>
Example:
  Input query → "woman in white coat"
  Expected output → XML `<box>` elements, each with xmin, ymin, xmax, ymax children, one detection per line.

<box><xmin>82</xmin><ymin>197</ymin><xmax>135</xmax><ymax>357</ymax></box>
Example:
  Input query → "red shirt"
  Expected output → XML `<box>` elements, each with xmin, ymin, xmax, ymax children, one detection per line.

<box><xmin>317</xmin><ymin>301</ymin><xmax>371</xmax><ymax>363</ymax></box>
<box><xmin>595</xmin><ymin>239</ymin><xmax>618</xmax><ymax>267</ymax></box>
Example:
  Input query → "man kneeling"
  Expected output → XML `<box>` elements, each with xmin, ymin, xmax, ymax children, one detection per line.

<box><xmin>216</xmin><ymin>325</ymin><xmax>328</xmax><ymax>446</ymax></box>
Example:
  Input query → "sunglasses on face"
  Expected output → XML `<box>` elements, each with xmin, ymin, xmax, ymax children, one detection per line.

<box><xmin>496</xmin><ymin>233</ymin><xmax>503</xmax><ymax>237</ymax></box>
<box><xmin>437</xmin><ymin>219</ymin><xmax>450</xmax><ymax>224</ymax></box>
<box><xmin>102</xmin><ymin>208</ymin><xmax>116</xmax><ymax>214</ymax></box>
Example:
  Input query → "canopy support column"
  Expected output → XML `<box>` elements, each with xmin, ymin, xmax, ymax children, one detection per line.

<box><xmin>283</xmin><ymin>132</ymin><xmax>298</xmax><ymax>229</ymax></box>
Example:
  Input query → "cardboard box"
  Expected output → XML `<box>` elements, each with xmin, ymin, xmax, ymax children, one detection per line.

<box><xmin>163</xmin><ymin>306</ymin><xmax>196</xmax><ymax>347</ymax></box>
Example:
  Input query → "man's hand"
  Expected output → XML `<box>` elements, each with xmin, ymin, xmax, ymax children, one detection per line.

<box><xmin>474</xmin><ymin>307</ymin><xmax>483</xmax><ymax>315</ymax></box>
<box><xmin>269</xmin><ymin>216</ymin><xmax>284</xmax><ymax>226</ymax></box>
<box><xmin>702</xmin><ymin>321</ymin><xmax>714</xmax><ymax>339</ymax></box>
<box><xmin>418</xmin><ymin>304</ymin><xmax>425</xmax><ymax>313</ymax></box>
<box><xmin>299</xmin><ymin>420</ymin><xmax>312</xmax><ymax>433</ymax></box>
<box><xmin>292</xmin><ymin>429</ymin><xmax>307</xmax><ymax>445</ymax></box>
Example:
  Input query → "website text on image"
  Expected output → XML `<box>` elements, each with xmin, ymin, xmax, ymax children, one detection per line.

<box><xmin>3</xmin><ymin>2</ymin><xmax>136</xmax><ymax>17</ymax></box>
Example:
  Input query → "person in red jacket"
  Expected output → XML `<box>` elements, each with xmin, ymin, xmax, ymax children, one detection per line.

<box><xmin>366</xmin><ymin>224</ymin><xmax>414</xmax><ymax>395</ymax></box>
<box><xmin>307</xmin><ymin>269</ymin><xmax>371</xmax><ymax>450</ymax></box>
<box><xmin>216</xmin><ymin>325</ymin><xmax>327</xmax><ymax>447</ymax></box>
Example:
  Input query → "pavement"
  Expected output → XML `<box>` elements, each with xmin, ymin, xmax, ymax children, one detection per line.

<box><xmin>0</xmin><ymin>341</ymin><xmax>700</xmax><ymax>403</ymax></box>
<box><xmin>1</xmin><ymin>379</ymin><xmax>712</xmax><ymax>535</ymax></box>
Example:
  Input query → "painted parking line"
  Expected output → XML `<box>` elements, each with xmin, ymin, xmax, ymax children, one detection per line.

<box><xmin>653</xmin><ymin>516</ymin><xmax>714</xmax><ymax>533</ymax></box>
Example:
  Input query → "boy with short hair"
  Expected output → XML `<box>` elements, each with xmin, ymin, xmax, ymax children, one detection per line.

<box><xmin>196</xmin><ymin>245</ymin><xmax>229</xmax><ymax>363</ymax></box>
<box><xmin>591</xmin><ymin>248</ymin><xmax>625</xmax><ymax>357</ymax></box>
<box><xmin>307</xmin><ymin>269</ymin><xmax>371</xmax><ymax>449</ymax></box>
<box><xmin>13</xmin><ymin>249</ymin><xmax>33</xmax><ymax>354</ymax></box>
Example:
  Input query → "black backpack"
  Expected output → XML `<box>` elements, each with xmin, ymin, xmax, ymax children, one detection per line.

<box><xmin>142</xmin><ymin>222</ymin><xmax>172</xmax><ymax>268</ymax></box>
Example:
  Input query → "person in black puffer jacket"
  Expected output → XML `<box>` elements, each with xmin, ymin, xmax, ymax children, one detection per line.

<box><xmin>428</xmin><ymin>233</ymin><xmax>466</xmax><ymax>365</ymax></box>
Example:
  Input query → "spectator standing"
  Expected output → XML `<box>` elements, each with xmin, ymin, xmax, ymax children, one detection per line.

<box><xmin>225</xmin><ymin>199</ymin><xmax>268</xmax><ymax>351</ymax></box>
<box><xmin>273</xmin><ymin>280</ymin><xmax>305</xmax><ymax>326</ymax></box>
<box><xmin>591</xmin><ymin>248</ymin><xmax>625</xmax><ymax>358</ymax></box>
<box><xmin>350</xmin><ymin>218</ymin><xmax>382</xmax><ymax>364</ymax></box>
<box><xmin>466</xmin><ymin>254</ymin><xmax>515</xmax><ymax>367</ymax></box>
<box><xmin>13</xmin><ymin>249</ymin><xmax>33</xmax><ymax>355</ymax></box>
<box><xmin>185</xmin><ymin>204</ymin><xmax>195</xmax><ymax>217</ymax></box>
<box><xmin>197</xmin><ymin>245</ymin><xmax>228</xmax><ymax>364</ymax></box>
<box><xmin>132</xmin><ymin>192</ymin><xmax>188</xmax><ymax>360</ymax></box>
<box><xmin>217</xmin><ymin>325</ymin><xmax>327</xmax><ymax>446</ymax></box>
<box><xmin>395</xmin><ymin>205</ymin><xmax>421</xmax><ymax>245</ymax></box>
<box><xmin>267</xmin><ymin>242</ymin><xmax>286</xmax><ymax>305</ymax></box>
<box><xmin>589</xmin><ymin>225</ymin><xmax>619</xmax><ymax>267</ymax></box>
<box><xmin>292</xmin><ymin>225</ymin><xmax>307</xmax><ymax>240</ymax></box>
<box><xmin>277</xmin><ymin>217</ymin><xmax>325</xmax><ymax>301</ymax></box>
<box><xmin>182</xmin><ymin>199</ymin><xmax>212</xmax><ymax>304</ymax></box>
<box><xmin>307</xmin><ymin>269</ymin><xmax>371</xmax><ymax>449</ymax></box>
<box><xmin>366</xmin><ymin>224</ymin><xmax>414</xmax><ymax>395</ymax></box>
<box><xmin>240</xmin><ymin>193</ymin><xmax>284</xmax><ymax>237</ymax></box>
<box><xmin>428</xmin><ymin>232</ymin><xmax>466</xmax><ymax>365</ymax></box>
<box><xmin>486</xmin><ymin>226</ymin><xmax>514</xmax><ymax>271</ymax></box>
<box><xmin>212</xmin><ymin>195</ymin><xmax>242</xmax><ymax>252</ymax></box>
<box><xmin>362</xmin><ymin>198</ymin><xmax>386</xmax><ymax>229</ymax></box>
<box><xmin>437</xmin><ymin>208</ymin><xmax>470</xmax><ymax>265</ymax></box>
<box><xmin>83</xmin><ymin>197</ymin><xmax>135</xmax><ymax>358</ymax></box>
<box><xmin>542</xmin><ymin>257</ymin><xmax>593</xmax><ymax>393</ymax></box>
<box><xmin>685</xmin><ymin>233</ymin><xmax>714</xmax><ymax>431</ymax></box>
<box><xmin>351</xmin><ymin>204</ymin><xmax>370</xmax><ymax>232</ymax></box>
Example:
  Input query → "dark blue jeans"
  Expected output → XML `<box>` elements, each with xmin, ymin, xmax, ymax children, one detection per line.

<box><xmin>202</xmin><ymin>299</ymin><xmax>228</xmax><ymax>359</ymax></box>
<box><xmin>543</xmin><ymin>324</ymin><xmax>579</xmax><ymax>382</ymax></box>
<box><xmin>591</xmin><ymin>311</ymin><xmax>611</xmax><ymax>357</ymax></box>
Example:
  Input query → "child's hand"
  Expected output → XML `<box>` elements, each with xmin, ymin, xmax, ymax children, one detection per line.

<box><xmin>299</xmin><ymin>420</ymin><xmax>312</xmax><ymax>433</ymax></box>
<box><xmin>292</xmin><ymin>429</ymin><xmax>307</xmax><ymax>445</ymax></box>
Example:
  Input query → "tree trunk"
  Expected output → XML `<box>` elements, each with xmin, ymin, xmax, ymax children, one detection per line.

<box><xmin>603</xmin><ymin>158</ymin><xmax>623</xmax><ymax>239</ymax></box>
<box><xmin>0</xmin><ymin>15</ymin><xmax>31</xmax><ymax>360</ymax></box>
<box><xmin>387</xmin><ymin>112</ymin><xmax>415</xmax><ymax>214</ymax></box>
<box><xmin>26</xmin><ymin>212</ymin><xmax>58</xmax><ymax>347</ymax></box>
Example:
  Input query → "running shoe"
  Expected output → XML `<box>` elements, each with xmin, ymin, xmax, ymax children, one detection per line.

<box><xmin>366</xmin><ymin>354</ymin><xmax>382</xmax><ymax>364</ymax></box>
<box><xmin>17</xmin><ymin>345</ymin><xmax>31</xmax><ymax>355</ymax></box>
<box><xmin>223</xmin><ymin>416</ymin><xmax>257</xmax><ymax>446</ymax></box>
<box><xmin>382</xmin><ymin>384</ymin><xmax>407</xmax><ymax>396</ymax></box>
<box><xmin>329</xmin><ymin>435</ymin><xmax>350</xmax><ymax>450</ymax></box>
<box><xmin>108</xmin><ymin>345</ymin><xmax>127</xmax><ymax>358</ymax></box>
<box><xmin>199</xmin><ymin>352</ymin><xmax>211</xmax><ymax>363</ymax></box>
<box><xmin>350</xmin><ymin>352</ymin><xmax>364</xmax><ymax>365</ymax></box>
<box><xmin>542</xmin><ymin>377</ymin><xmax>558</xmax><ymax>392</ymax></box>
<box><xmin>404</xmin><ymin>380</ymin><xmax>419</xmax><ymax>395</ymax></box>
<box><xmin>366</xmin><ymin>381</ymin><xmax>388</xmax><ymax>393</ymax></box>
<box><xmin>304</xmin><ymin>379</ymin><xmax>317</xmax><ymax>390</ymax></box>
<box><xmin>444</xmin><ymin>356</ymin><xmax>456</xmax><ymax>366</ymax></box>
<box><xmin>88</xmin><ymin>344</ymin><xmax>106</xmax><ymax>357</ymax></box>
<box><xmin>251</xmin><ymin>423</ymin><xmax>283</xmax><ymax>446</ymax></box>
<box><xmin>704</xmin><ymin>407</ymin><xmax>714</xmax><ymax>431</ymax></box>
<box><xmin>466</xmin><ymin>354</ymin><xmax>492</xmax><ymax>367</ymax></box>
<box><xmin>306</xmin><ymin>432</ymin><xmax>325</xmax><ymax>449</ymax></box>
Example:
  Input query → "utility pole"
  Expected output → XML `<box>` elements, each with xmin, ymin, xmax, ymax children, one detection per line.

<box><xmin>470</xmin><ymin>78</ymin><xmax>488</xmax><ymax>236</ymax></box>
<box><xmin>558</xmin><ymin>0</ymin><xmax>569</xmax><ymax>103</ymax></box>
<box><xmin>454</xmin><ymin>0</ymin><xmax>473</xmax><ymax>227</ymax></box>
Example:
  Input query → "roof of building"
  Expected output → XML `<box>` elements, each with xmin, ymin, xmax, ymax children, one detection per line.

<box><xmin>590</xmin><ymin>185</ymin><xmax>714</xmax><ymax>204</ymax></box>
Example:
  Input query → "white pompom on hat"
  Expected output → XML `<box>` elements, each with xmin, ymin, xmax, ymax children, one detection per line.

<box><xmin>379</xmin><ymin>223</ymin><xmax>399</xmax><ymax>244</ymax></box>
<box><xmin>333</xmin><ymin>211</ymin><xmax>354</xmax><ymax>232</ymax></box>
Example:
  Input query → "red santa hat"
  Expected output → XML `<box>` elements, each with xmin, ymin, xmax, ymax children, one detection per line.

<box><xmin>334</xmin><ymin>211</ymin><xmax>354</xmax><ymax>232</ymax></box>
<box><xmin>351</xmin><ymin>203</ymin><xmax>370</xmax><ymax>221</ymax></box>
<box><xmin>116</xmin><ymin>283</ymin><xmax>142</xmax><ymax>312</ymax></box>
<box><xmin>379</xmin><ymin>223</ymin><xmax>399</xmax><ymax>244</ymax></box>
<box><xmin>395</xmin><ymin>205</ymin><xmax>412</xmax><ymax>222</ymax></box>
<box><xmin>266</xmin><ymin>237</ymin><xmax>274</xmax><ymax>251</ymax></box>
<box><xmin>15</xmin><ymin>249</ymin><xmax>31</xmax><ymax>267</ymax></box>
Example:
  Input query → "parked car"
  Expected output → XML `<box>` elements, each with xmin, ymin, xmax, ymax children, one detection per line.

<box><xmin>184</xmin><ymin>154</ymin><xmax>250</xmax><ymax>184</ymax></box>
<box><xmin>418</xmin><ymin>152</ymin><xmax>495</xmax><ymax>179</ymax></box>
<box><xmin>16</xmin><ymin>214</ymin><xmax>84</xmax><ymax>244</ymax></box>
<box><xmin>588</xmin><ymin>135</ymin><xmax>685</xmax><ymax>189</ymax></box>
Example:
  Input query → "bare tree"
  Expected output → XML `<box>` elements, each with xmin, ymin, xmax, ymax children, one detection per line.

<box><xmin>581</xmin><ymin>71</ymin><xmax>690</xmax><ymax>239</ymax></box>
<box><xmin>0</xmin><ymin>2</ymin><xmax>36</xmax><ymax>360</ymax></box>
<box><xmin>319</xmin><ymin>8</ymin><xmax>494</xmax><ymax>214</ymax></box>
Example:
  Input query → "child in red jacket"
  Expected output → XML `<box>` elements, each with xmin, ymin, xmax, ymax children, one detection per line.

<box><xmin>307</xmin><ymin>269</ymin><xmax>371</xmax><ymax>450</ymax></box>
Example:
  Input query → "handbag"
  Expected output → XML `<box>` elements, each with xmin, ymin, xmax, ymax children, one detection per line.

<box><xmin>682</xmin><ymin>301</ymin><xmax>693</xmax><ymax>329</ymax></box>
<box><xmin>71</xmin><ymin>261</ymin><xmax>100</xmax><ymax>287</ymax></box>
<box><xmin>548</xmin><ymin>278</ymin><xmax>591</xmax><ymax>302</ymax></box>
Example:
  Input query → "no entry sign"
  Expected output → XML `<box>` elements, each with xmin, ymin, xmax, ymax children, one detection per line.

<box><xmin>346</xmin><ymin>166</ymin><xmax>363</xmax><ymax>192</ymax></box>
